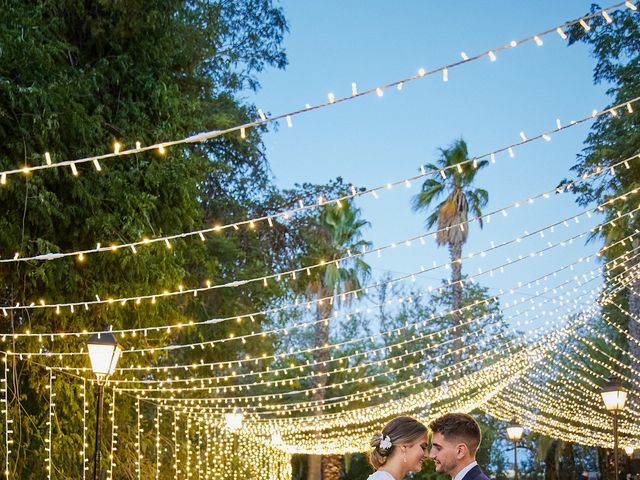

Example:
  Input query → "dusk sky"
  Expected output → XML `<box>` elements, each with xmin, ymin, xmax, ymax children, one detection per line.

<box><xmin>248</xmin><ymin>1</ymin><xmax>620</xmax><ymax>332</ymax></box>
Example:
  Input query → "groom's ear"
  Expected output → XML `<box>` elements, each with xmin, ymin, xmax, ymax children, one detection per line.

<box><xmin>456</xmin><ymin>443</ymin><xmax>469</xmax><ymax>459</ymax></box>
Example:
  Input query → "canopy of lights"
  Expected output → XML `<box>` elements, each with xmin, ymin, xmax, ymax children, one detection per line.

<box><xmin>0</xmin><ymin>3</ymin><xmax>639</xmax><ymax>480</ymax></box>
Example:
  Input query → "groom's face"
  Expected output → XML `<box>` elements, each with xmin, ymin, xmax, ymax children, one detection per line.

<box><xmin>429</xmin><ymin>432</ymin><xmax>462</xmax><ymax>476</ymax></box>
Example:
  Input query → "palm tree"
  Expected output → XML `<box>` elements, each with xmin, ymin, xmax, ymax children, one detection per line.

<box><xmin>411</xmin><ymin>138</ymin><xmax>488</xmax><ymax>357</ymax></box>
<box><xmin>300</xmin><ymin>201</ymin><xmax>371</xmax><ymax>480</ymax></box>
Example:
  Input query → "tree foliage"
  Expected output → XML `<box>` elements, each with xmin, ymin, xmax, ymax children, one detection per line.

<box><xmin>566</xmin><ymin>4</ymin><xmax>640</xmax><ymax>394</ymax></box>
<box><xmin>0</xmin><ymin>1</ymin><xmax>290</xmax><ymax>477</ymax></box>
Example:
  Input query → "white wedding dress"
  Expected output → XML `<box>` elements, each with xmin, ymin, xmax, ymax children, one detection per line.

<box><xmin>367</xmin><ymin>472</ymin><xmax>396</xmax><ymax>480</ymax></box>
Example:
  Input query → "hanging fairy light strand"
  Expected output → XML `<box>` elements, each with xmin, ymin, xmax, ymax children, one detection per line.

<box><xmin>3</xmin><ymin>258</ymin><xmax>632</xmax><ymax>412</ymax></box>
<box><xmin>2</xmin><ymin>173</ymin><xmax>637</xmax><ymax>319</ymax></box>
<box><xmin>151</xmin><ymin>334</ymin><xmax>536</xmax><ymax>418</ymax></box>
<box><xmin>2</xmin><ymin>358</ymin><xmax>10</xmax><ymax>479</ymax></box>
<box><xmin>485</xmin><ymin>334</ymin><xmax>640</xmax><ymax>448</ymax></box>
<box><xmin>119</xmin><ymin>309</ymin><xmax>593</xmax><ymax>412</ymax></box>
<box><xmin>484</xmin><ymin>305</ymin><xmax>640</xmax><ymax>433</ymax></box>
<box><xmin>5</xmin><ymin>215</ymin><xmax>624</xmax><ymax>370</ymax></box>
<box><xmin>13</xmin><ymin>302</ymin><xmax>592</xmax><ymax>422</ymax></box>
<box><xmin>45</xmin><ymin>369</ymin><xmax>54</xmax><ymax>480</ymax></box>
<box><xmin>47</xmin><ymin>258</ymin><xmax>611</xmax><ymax>382</ymax></box>
<box><xmin>160</xmin><ymin>321</ymin><xmax>580</xmax><ymax>436</ymax></box>
<box><xmin>107</xmin><ymin>389</ymin><xmax>117</xmax><ymax>480</ymax></box>
<box><xmin>3</xmin><ymin>99</ymin><xmax>639</xmax><ymax>267</ymax></box>
<box><xmin>155</xmin><ymin>406</ymin><xmax>162</xmax><ymax>480</ymax></box>
<box><xmin>135</xmin><ymin>397</ymin><xmax>141</xmax><ymax>480</ymax></box>
<box><xmin>3</xmin><ymin>317</ymin><xmax>607</xmax><ymax>455</ymax></box>
<box><xmin>110</xmin><ymin>284</ymin><xmax>624</xmax><ymax>420</ymax></box>
<box><xmin>81</xmin><ymin>379</ymin><xmax>88</xmax><ymax>480</ymax></box>
<box><xmin>5</xmin><ymin>196</ymin><xmax>637</xmax><ymax>359</ymax></box>
<box><xmin>104</xmin><ymin>269</ymin><xmax>607</xmax><ymax>388</ymax></box>
<box><xmin>4</xmin><ymin>234</ymin><xmax>634</xmax><ymax>388</ymax></box>
<box><xmin>5</xmin><ymin>240</ymin><xmax>623</xmax><ymax>377</ymax></box>
<box><xmin>0</xmin><ymin>2</ymin><xmax>633</xmax><ymax>184</ymax></box>
<box><xmin>120</xmin><ymin>303</ymin><xmax>595</xmax><ymax>403</ymax></box>
<box><xmin>63</xmin><ymin>289</ymin><xmax>604</xmax><ymax>408</ymax></box>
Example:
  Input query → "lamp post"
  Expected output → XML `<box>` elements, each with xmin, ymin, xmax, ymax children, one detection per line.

<box><xmin>600</xmin><ymin>375</ymin><xmax>628</xmax><ymax>480</ymax></box>
<box><xmin>506</xmin><ymin>419</ymin><xmax>524</xmax><ymax>480</ymax></box>
<box><xmin>87</xmin><ymin>332</ymin><xmax>122</xmax><ymax>480</ymax></box>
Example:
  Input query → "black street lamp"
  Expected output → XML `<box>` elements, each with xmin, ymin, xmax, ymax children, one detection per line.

<box><xmin>87</xmin><ymin>332</ymin><xmax>122</xmax><ymax>480</ymax></box>
<box><xmin>506</xmin><ymin>419</ymin><xmax>524</xmax><ymax>480</ymax></box>
<box><xmin>600</xmin><ymin>375</ymin><xmax>628</xmax><ymax>480</ymax></box>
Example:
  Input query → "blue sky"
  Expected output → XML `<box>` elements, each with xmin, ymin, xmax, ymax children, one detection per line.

<box><xmin>248</xmin><ymin>1</ymin><xmax>615</xmax><ymax>331</ymax></box>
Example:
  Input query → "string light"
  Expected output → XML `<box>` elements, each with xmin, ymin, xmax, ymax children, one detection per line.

<box><xmin>3</xmin><ymin>167</ymin><xmax>637</xmax><ymax>322</ymax></box>
<box><xmin>82</xmin><ymin>379</ymin><xmax>88</xmax><ymax>479</ymax></box>
<box><xmin>485</xmin><ymin>338</ymin><xmax>640</xmax><ymax>447</ymax></box>
<box><xmin>3</xmin><ymin>105</ymin><xmax>638</xmax><ymax>268</ymax></box>
<box><xmin>152</xmin><ymin>321</ymin><xmax>581</xmax><ymax>453</ymax></box>
<box><xmin>136</xmin><ymin>397</ymin><xmax>141</xmax><ymax>480</ymax></box>
<box><xmin>173</xmin><ymin>410</ymin><xmax>180</xmax><ymax>477</ymax></box>
<box><xmin>0</xmin><ymin>2</ymin><xmax>631</xmax><ymax>185</ymax></box>
<box><xmin>579</xmin><ymin>19</ymin><xmax>591</xmax><ymax>31</ymax></box>
<box><xmin>0</xmin><ymin>3</ymin><xmax>636</xmax><ymax>460</ymax></box>
<box><xmin>103</xmin><ymin>288</ymin><xmax>601</xmax><ymax>402</ymax></box>
<box><xmin>4</xmin><ymin>314</ymin><xmax>612</xmax><ymax>457</ymax></box>
<box><xmin>2</xmin><ymin>357</ymin><xmax>10</xmax><ymax>478</ymax></box>
<box><xmin>109</xmin><ymin>269</ymin><xmax>606</xmax><ymax>386</ymax></box>
<box><xmin>107</xmin><ymin>389</ymin><xmax>117</xmax><ymax>480</ymax></box>
<box><xmin>120</xmin><ymin>304</ymin><xmax>595</xmax><ymax>403</ymax></box>
<box><xmin>20</xmin><ymin>270</ymin><xmax>612</xmax><ymax>412</ymax></box>
<box><xmin>3</xmin><ymin>248</ymin><xmax>636</xmax><ymax>408</ymax></box>
<box><xmin>10</xmin><ymin>201</ymin><xmax>640</xmax><ymax>358</ymax></box>
<box><xmin>45</xmin><ymin>369</ymin><xmax>54</xmax><ymax>479</ymax></box>
<box><xmin>46</xmin><ymin>274</ymin><xmax>636</xmax><ymax>436</ymax></box>
<box><xmin>155</xmin><ymin>405</ymin><xmax>162</xmax><ymax>480</ymax></box>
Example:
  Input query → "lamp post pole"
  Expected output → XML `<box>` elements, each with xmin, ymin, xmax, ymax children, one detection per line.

<box><xmin>513</xmin><ymin>439</ymin><xmax>519</xmax><ymax>480</ymax></box>
<box><xmin>613</xmin><ymin>410</ymin><xmax>619</xmax><ymax>480</ymax></box>
<box><xmin>93</xmin><ymin>383</ymin><xmax>104</xmax><ymax>480</ymax></box>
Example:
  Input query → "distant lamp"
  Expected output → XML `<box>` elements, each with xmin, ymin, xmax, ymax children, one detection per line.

<box><xmin>506</xmin><ymin>419</ymin><xmax>524</xmax><ymax>480</ymax></box>
<box><xmin>225</xmin><ymin>410</ymin><xmax>244</xmax><ymax>431</ymax></box>
<box><xmin>87</xmin><ymin>332</ymin><xmax>122</xmax><ymax>379</ymax></box>
<box><xmin>624</xmin><ymin>446</ymin><xmax>635</xmax><ymax>456</ymax></box>
<box><xmin>506</xmin><ymin>419</ymin><xmax>524</xmax><ymax>442</ymax></box>
<box><xmin>600</xmin><ymin>375</ymin><xmax>628</xmax><ymax>412</ymax></box>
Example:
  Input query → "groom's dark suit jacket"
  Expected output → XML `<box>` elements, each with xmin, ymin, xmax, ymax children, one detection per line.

<box><xmin>461</xmin><ymin>465</ymin><xmax>491</xmax><ymax>480</ymax></box>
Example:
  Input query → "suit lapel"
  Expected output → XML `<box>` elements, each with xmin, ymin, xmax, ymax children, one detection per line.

<box><xmin>461</xmin><ymin>465</ymin><xmax>482</xmax><ymax>480</ymax></box>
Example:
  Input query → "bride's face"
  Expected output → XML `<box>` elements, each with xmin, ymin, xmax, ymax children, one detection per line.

<box><xmin>399</xmin><ymin>434</ymin><xmax>430</xmax><ymax>473</ymax></box>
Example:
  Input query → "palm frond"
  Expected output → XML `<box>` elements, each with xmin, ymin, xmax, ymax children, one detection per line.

<box><xmin>412</xmin><ymin>179</ymin><xmax>445</xmax><ymax>213</ymax></box>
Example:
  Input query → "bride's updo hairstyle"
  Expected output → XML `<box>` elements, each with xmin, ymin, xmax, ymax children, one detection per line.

<box><xmin>369</xmin><ymin>416</ymin><xmax>428</xmax><ymax>469</ymax></box>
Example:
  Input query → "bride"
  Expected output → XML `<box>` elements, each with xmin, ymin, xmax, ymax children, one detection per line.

<box><xmin>368</xmin><ymin>416</ymin><xmax>429</xmax><ymax>480</ymax></box>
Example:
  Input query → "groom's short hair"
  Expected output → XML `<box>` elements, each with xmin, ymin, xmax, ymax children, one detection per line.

<box><xmin>429</xmin><ymin>413</ymin><xmax>482</xmax><ymax>454</ymax></box>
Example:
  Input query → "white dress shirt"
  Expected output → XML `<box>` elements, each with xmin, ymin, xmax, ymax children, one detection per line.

<box><xmin>454</xmin><ymin>461</ymin><xmax>478</xmax><ymax>480</ymax></box>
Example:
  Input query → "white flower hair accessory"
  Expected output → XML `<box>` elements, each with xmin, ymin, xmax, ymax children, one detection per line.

<box><xmin>379</xmin><ymin>434</ymin><xmax>392</xmax><ymax>450</ymax></box>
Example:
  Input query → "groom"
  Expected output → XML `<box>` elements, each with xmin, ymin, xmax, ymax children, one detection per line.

<box><xmin>428</xmin><ymin>413</ymin><xmax>491</xmax><ymax>480</ymax></box>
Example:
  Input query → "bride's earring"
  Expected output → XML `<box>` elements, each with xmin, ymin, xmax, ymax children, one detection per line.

<box><xmin>403</xmin><ymin>447</ymin><xmax>407</xmax><ymax>463</ymax></box>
